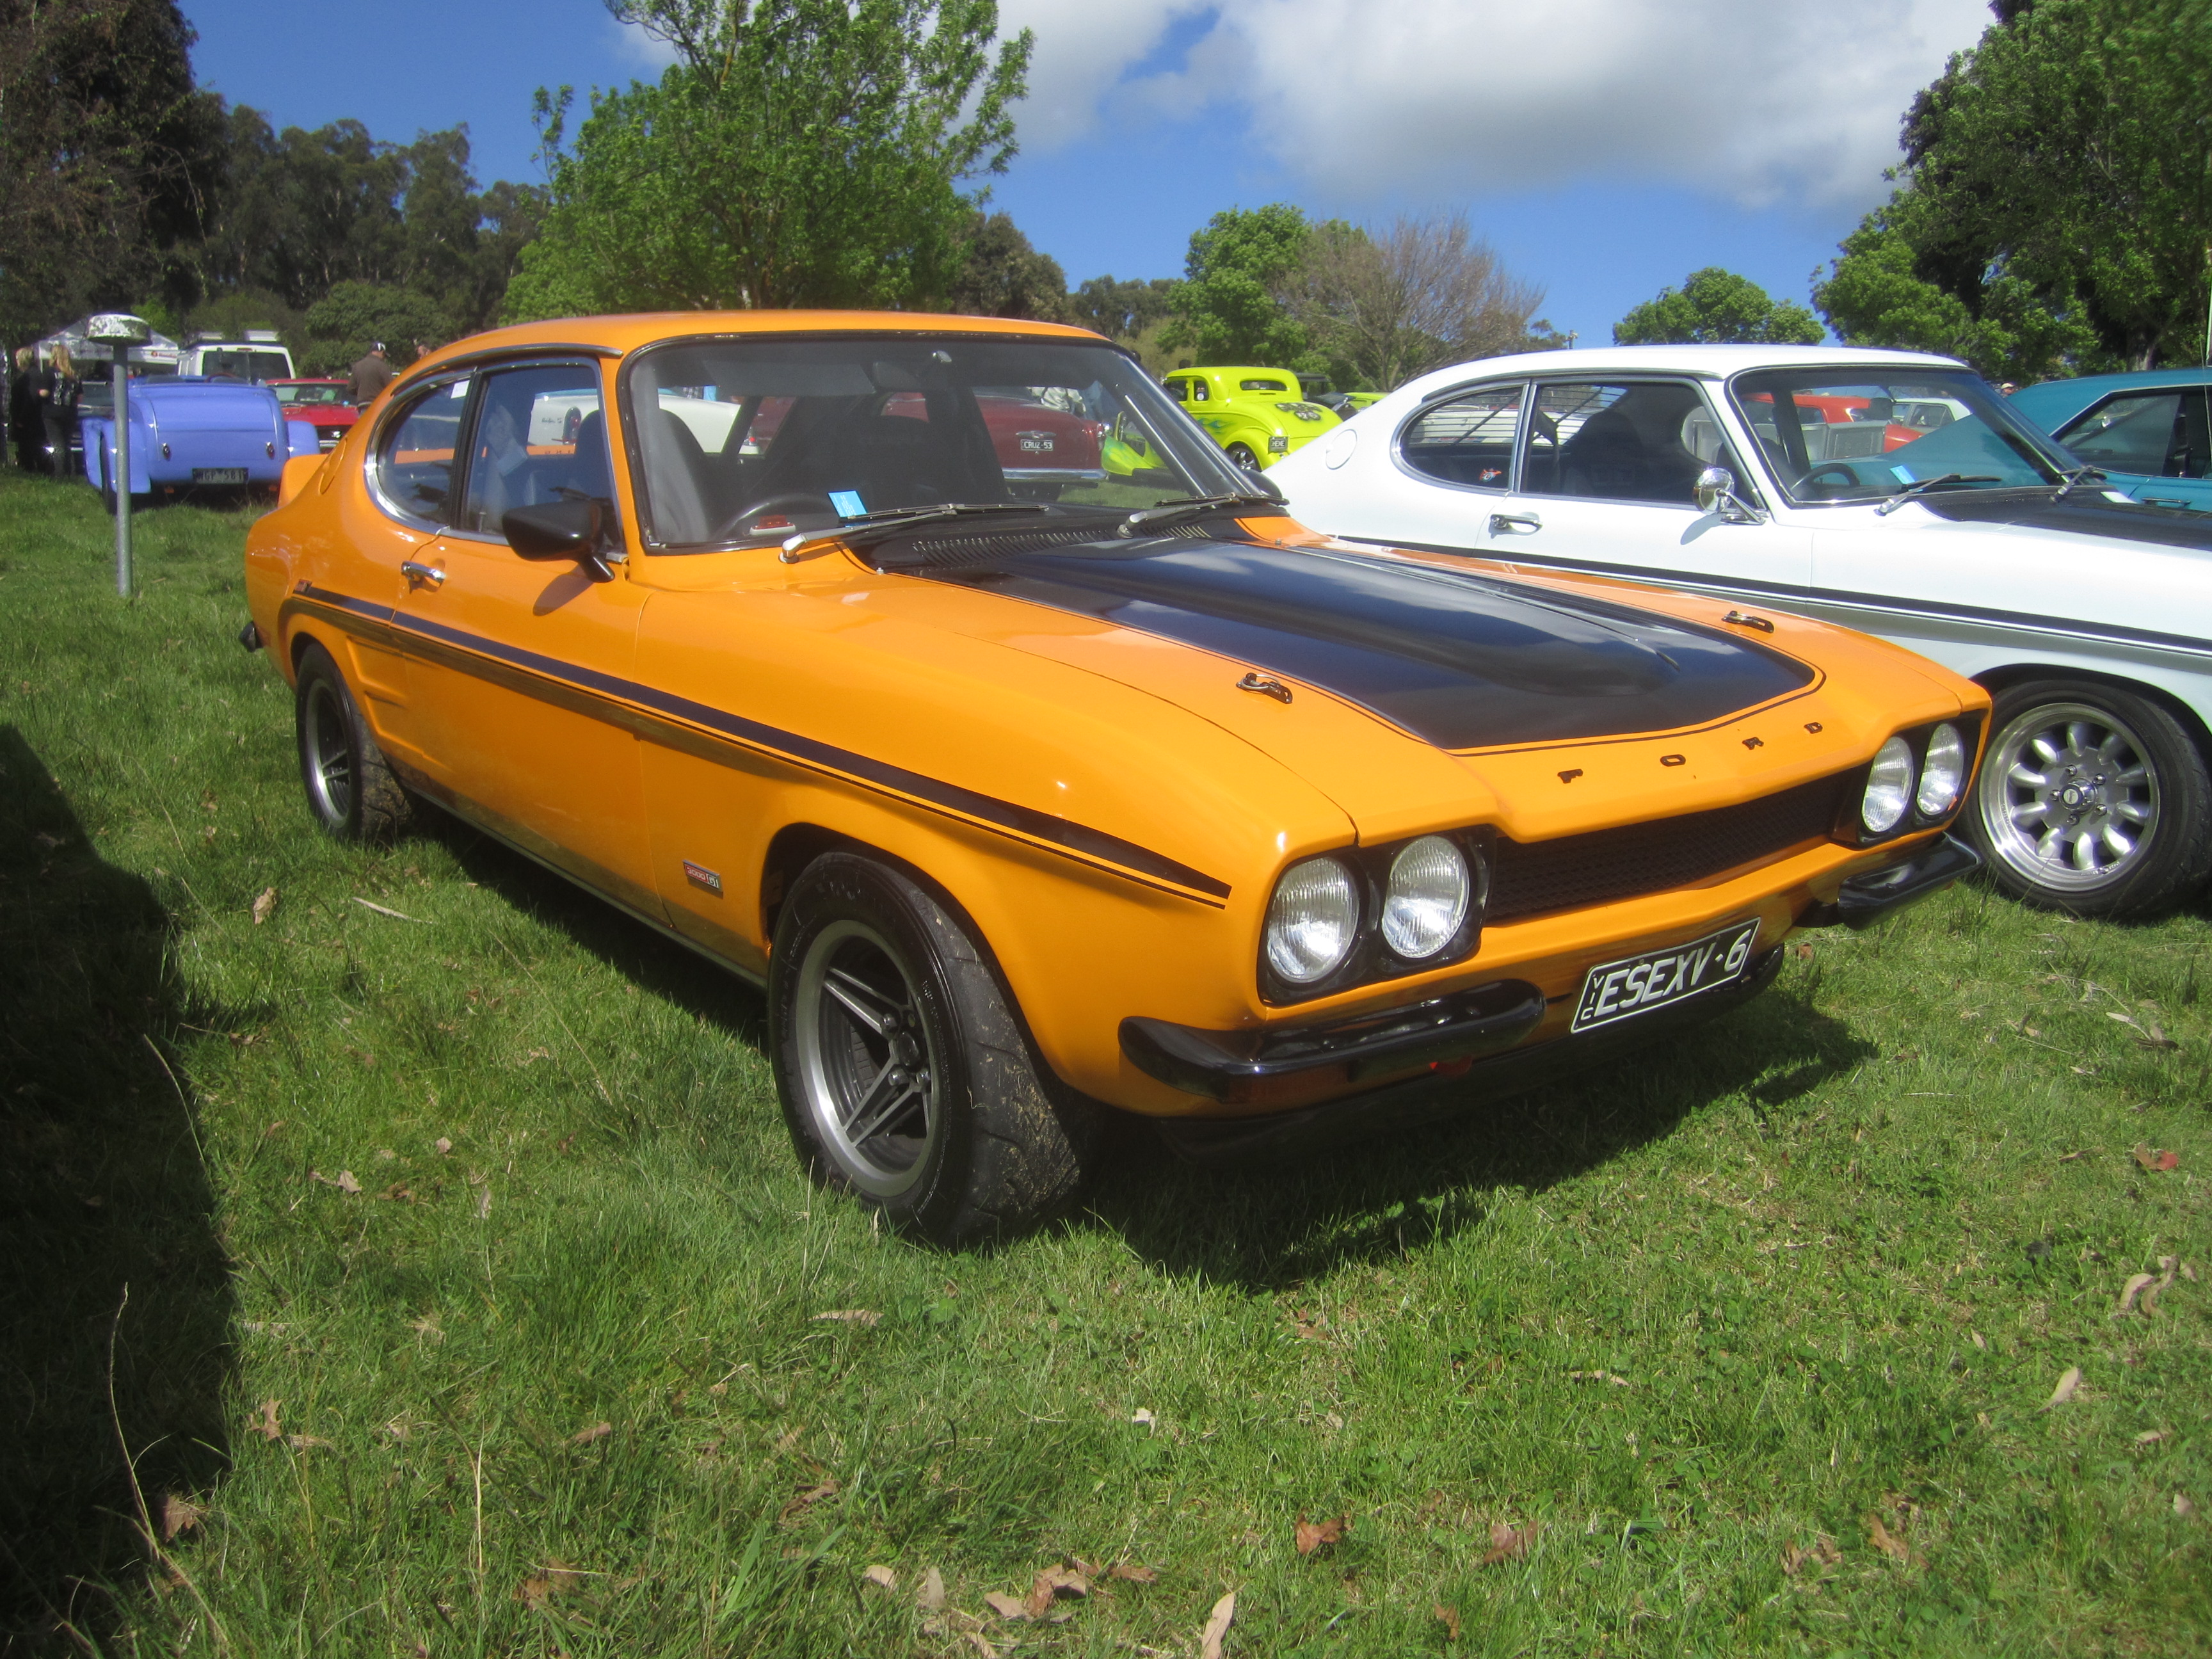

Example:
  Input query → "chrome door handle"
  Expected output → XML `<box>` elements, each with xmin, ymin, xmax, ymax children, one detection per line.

<box><xmin>1487</xmin><ymin>512</ymin><xmax>1542</xmax><ymax>536</ymax></box>
<box><xmin>401</xmin><ymin>559</ymin><xmax>445</xmax><ymax>589</ymax></box>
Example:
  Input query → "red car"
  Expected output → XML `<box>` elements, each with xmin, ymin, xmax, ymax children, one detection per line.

<box><xmin>269</xmin><ymin>379</ymin><xmax>358</xmax><ymax>453</ymax></box>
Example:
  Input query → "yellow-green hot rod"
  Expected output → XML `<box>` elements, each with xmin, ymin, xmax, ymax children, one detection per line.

<box><xmin>1164</xmin><ymin>366</ymin><xmax>1339</xmax><ymax>472</ymax></box>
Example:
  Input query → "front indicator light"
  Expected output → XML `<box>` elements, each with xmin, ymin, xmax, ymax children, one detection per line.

<box><xmin>1381</xmin><ymin>835</ymin><xmax>1470</xmax><ymax>958</ymax></box>
<box><xmin>1917</xmin><ymin>723</ymin><xmax>1966</xmax><ymax>817</ymax></box>
<box><xmin>1265</xmin><ymin>857</ymin><xmax>1359</xmax><ymax>985</ymax></box>
<box><xmin>1862</xmin><ymin>735</ymin><xmax>1916</xmax><ymax>833</ymax></box>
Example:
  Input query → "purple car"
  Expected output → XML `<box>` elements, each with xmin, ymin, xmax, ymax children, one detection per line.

<box><xmin>79</xmin><ymin>376</ymin><xmax>318</xmax><ymax>506</ymax></box>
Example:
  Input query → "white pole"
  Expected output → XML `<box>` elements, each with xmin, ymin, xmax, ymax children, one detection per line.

<box><xmin>114</xmin><ymin>352</ymin><xmax>131</xmax><ymax>597</ymax></box>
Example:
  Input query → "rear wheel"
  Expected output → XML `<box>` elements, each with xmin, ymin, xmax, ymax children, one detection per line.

<box><xmin>1965</xmin><ymin>678</ymin><xmax>2211</xmax><ymax>916</ymax></box>
<box><xmin>770</xmin><ymin>853</ymin><xmax>1098</xmax><ymax>1246</ymax></box>
<box><xmin>294</xmin><ymin>641</ymin><xmax>412</xmax><ymax>842</ymax></box>
<box><xmin>1224</xmin><ymin>442</ymin><xmax>1263</xmax><ymax>474</ymax></box>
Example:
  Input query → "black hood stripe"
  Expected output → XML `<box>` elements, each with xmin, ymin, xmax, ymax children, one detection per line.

<box><xmin>289</xmin><ymin>582</ymin><xmax>1231</xmax><ymax>901</ymax></box>
<box><xmin>1921</xmin><ymin>492</ymin><xmax>2212</xmax><ymax>551</ymax></box>
<box><xmin>913</xmin><ymin>539</ymin><xmax>1814</xmax><ymax>750</ymax></box>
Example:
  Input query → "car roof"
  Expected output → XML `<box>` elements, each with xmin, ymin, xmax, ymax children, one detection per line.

<box><xmin>1167</xmin><ymin>366</ymin><xmax>1299</xmax><ymax>380</ymax></box>
<box><xmin>2016</xmin><ymin>367</ymin><xmax>2212</xmax><ymax>402</ymax></box>
<box><xmin>1397</xmin><ymin>343</ymin><xmax>1968</xmax><ymax>401</ymax></box>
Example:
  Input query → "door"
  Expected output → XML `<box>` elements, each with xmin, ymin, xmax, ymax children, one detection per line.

<box><xmin>1483</xmin><ymin>378</ymin><xmax>1811</xmax><ymax>599</ymax></box>
<box><xmin>394</xmin><ymin>359</ymin><xmax>662</xmax><ymax>918</ymax></box>
<box><xmin>2054</xmin><ymin>385</ymin><xmax>2212</xmax><ymax>512</ymax></box>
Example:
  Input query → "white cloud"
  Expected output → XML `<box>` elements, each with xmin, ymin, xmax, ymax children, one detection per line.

<box><xmin>1000</xmin><ymin>0</ymin><xmax>1991</xmax><ymax>209</ymax></box>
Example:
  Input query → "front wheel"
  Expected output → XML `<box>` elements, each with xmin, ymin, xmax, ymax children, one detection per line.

<box><xmin>294</xmin><ymin>641</ymin><xmax>413</xmax><ymax>841</ymax></box>
<box><xmin>1224</xmin><ymin>442</ymin><xmax>1264</xmax><ymax>475</ymax></box>
<box><xmin>1964</xmin><ymin>678</ymin><xmax>2211</xmax><ymax>916</ymax></box>
<box><xmin>769</xmin><ymin>853</ymin><xmax>1098</xmax><ymax>1246</ymax></box>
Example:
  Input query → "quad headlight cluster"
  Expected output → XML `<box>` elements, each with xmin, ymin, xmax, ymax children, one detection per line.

<box><xmin>1852</xmin><ymin>719</ymin><xmax>1978</xmax><ymax>841</ymax></box>
<box><xmin>1262</xmin><ymin>831</ymin><xmax>1489</xmax><ymax>1002</ymax></box>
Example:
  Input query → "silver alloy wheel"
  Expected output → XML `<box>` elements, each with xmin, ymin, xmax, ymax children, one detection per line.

<box><xmin>791</xmin><ymin>918</ymin><xmax>940</xmax><ymax>1198</ymax></box>
<box><xmin>1978</xmin><ymin>700</ymin><xmax>2159</xmax><ymax>894</ymax></box>
<box><xmin>301</xmin><ymin>678</ymin><xmax>355</xmax><ymax>824</ymax></box>
<box><xmin>1226</xmin><ymin>443</ymin><xmax>1263</xmax><ymax>474</ymax></box>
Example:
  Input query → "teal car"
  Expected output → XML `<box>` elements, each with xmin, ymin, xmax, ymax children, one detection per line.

<box><xmin>2008</xmin><ymin>369</ymin><xmax>2212</xmax><ymax>512</ymax></box>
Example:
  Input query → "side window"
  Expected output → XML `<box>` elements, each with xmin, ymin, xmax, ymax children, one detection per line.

<box><xmin>1522</xmin><ymin>380</ymin><xmax>1712</xmax><ymax>506</ymax></box>
<box><xmin>1164</xmin><ymin>380</ymin><xmax>1188</xmax><ymax>403</ymax></box>
<box><xmin>456</xmin><ymin>364</ymin><xmax>615</xmax><ymax>536</ymax></box>
<box><xmin>2058</xmin><ymin>390</ymin><xmax>2194</xmax><ymax>478</ymax></box>
<box><xmin>1399</xmin><ymin>384</ymin><xmax>1523</xmax><ymax>490</ymax></box>
<box><xmin>376</xmin><ymin>377</ymin><xmax>472</xmax><ymax>524</ymax></box>
<box><xmin>1189</xmin><ymin>379</ymin><xmax>1210</xmax><ymax>403</ymax></box>
<box><xmin>1239</xmin><ymin>378</ymin><xmax>1290</xmax><ymax>394</ymax></box>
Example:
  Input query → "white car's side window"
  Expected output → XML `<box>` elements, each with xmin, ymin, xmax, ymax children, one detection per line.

<box><xmin>1398</xmin><ymin>384</ymin><xmax>1524</xmax><ymax>490</ymax></box>
<box><xmin>1522</xmin><ymin>381</ymin><xmax>1720</xmax><ymax>508</ymax></box>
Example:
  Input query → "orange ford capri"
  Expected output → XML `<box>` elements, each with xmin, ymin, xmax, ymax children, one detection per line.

<box><xmin>243</xmin><ymin>312</ymin><xmax>1991</xmax><ymax>1244</ymax></box>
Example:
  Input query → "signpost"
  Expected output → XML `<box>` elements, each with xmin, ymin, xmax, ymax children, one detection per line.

<box><xmin>85</xmin><ymin>313</ymin><xmax>151</xmax><ymax>597</ymax></box>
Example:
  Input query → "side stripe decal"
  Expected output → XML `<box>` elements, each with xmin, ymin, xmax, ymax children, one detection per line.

<box><xmin>291</xmin><ymin>582</ymin><xmax>1232</xmax><ymax>902</ymax></box>
<box><xmin>1340</xmin><ymin>536</ymin><xmax>2212</xmax><ymax>661</ymax></box>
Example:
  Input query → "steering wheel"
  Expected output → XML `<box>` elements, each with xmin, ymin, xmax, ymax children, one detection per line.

<box><xmin>716</xmin><ymin>490</ymin><xmax>837</xmax><ymax>540</ymax></box>
<box><xmin>1797</xmin><ymin>461</ymin><xmax>1863</xmax><ymax>493</ymax></box>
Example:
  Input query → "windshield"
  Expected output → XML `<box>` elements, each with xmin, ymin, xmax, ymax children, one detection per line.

<box><xmin>275</xmin><ymin>382</ymin><xmax>349</xmax><ymax>406</ymax></box>
<box><xmin>1728</xmin><ymin>368</ymin><xmax>2071</xmax><ymax>505</ymax></box>
<box><xmin>623</xmin><ymin>335</ymin><xmax>1246</xmax><ymax>549</ymax></box>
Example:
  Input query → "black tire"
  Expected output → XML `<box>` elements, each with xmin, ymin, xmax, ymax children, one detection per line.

<box><xmin>769</xmin><ymin>853</ymin><xmax>1098</xmax><ymax>1246</ymax></box>
<box><xmin>1963</xmin><ymin>677</ymin><xmax>2212</xmax><ymax>917</ymax></box>
<box><xmin>293</xmin><ymin>641</ymin><xmax>412</xmax><ymax>842</ymax></box>
<box><xmin>1224</xmin><ymin>442</ymin><xmax>1263</xmax><ymax>475</ymax></box>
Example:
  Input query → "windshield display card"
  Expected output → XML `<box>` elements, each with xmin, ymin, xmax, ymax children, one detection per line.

<box><xmin>1570</xmin><ymin>919</ymin><xmax>1761</xmax><ymax>1034</ymax></box>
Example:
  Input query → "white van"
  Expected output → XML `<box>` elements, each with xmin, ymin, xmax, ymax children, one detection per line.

<box><xmin>177</xmin><ymin>329</ymin><xmax>296</xmax><ymax>383</ymax></box>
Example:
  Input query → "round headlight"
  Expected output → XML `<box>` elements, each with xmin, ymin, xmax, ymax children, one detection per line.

<box><xmin>1861</xmin><ymin>735</ymin><xmax>1916</xmax><ymax>834</ymax></box>
<box><xmin>1381</xmin><ymin>835</ymin><xmax>1470</xmax><ymax>959</ymax></box>
<box><xmin>1265</xmin><ymin>857</ymin><xmax>1360</xmax><ymax>986</ymax></box>
<box><xmin>1916</xmin><ymin>723</ymin><xmax>1966</xmax><ymax>817</ymax></box>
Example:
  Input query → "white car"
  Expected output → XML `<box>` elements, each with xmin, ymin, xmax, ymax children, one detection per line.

<box><xmin>1272</xmin><ymin>345</ymin><xmax>2212</xmax><ymax>917</ymax></box>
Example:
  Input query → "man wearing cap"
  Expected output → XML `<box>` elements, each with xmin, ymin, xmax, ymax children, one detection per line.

<box><xmin>349</xmin><ymin>341</ymin><xmax>395</xmax><ymax>406</ymax></box>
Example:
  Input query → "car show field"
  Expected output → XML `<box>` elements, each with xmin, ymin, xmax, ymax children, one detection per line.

<box><xmin>3</xmin><ymin>467</ymin><xmax>2207</xmax><ymax>1655</ymax></box>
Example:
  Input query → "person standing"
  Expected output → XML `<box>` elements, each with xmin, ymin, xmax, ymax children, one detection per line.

<box><xmin>9</xmin><ymin>348</ymin><xmax>41</xmax><ymax>471</ymax></box>
<box><xmin>349</xmin><ymin>341</ymin><xmax>395</xmax><ymax>406</ymax></box>
<box><xmin>40</xmin><ymin>342</ymin><xmax>81</xmax><ymax>477</ymax></box>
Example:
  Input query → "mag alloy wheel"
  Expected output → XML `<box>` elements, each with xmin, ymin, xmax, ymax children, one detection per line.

<box><xmin>790</xmin><ymin>918</ymin><xmax>943</xmax><ymax>1198</ymax></box>
<box><xmin>301</xmin><ymin>676</ymin><xmax>356</xmax><ymax>826</ymax></box>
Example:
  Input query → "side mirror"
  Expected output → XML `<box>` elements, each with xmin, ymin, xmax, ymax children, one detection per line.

<box><xmin>503</xmin><ymin>499</ymin><xmax>615</xmax><ymax>581</ymax></box>
<box><xmin>1694</xmin><ymin>465</ymin><xmax>1767</xmax><ymax>524</ymax></box>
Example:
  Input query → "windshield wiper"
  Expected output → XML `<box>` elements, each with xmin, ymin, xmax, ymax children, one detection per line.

<box><xmin>1116</xmin><ymin>491</ymin><xmax>1286</xmax><ymax>538</ymax></box>
<box><xmin>2051</xmin><ymin>464</ymin><xmax>2106</xmax><ymax>503</ymax></box>
<box><xmin>778</xmin><ymin>502</ymin><xmax>1045</xmax><ymax>563</ymax></box>
<box><xmin>1873</xmin><ymin>474</ymin><xmax>2003</xmax><ymax>516</ymax></box>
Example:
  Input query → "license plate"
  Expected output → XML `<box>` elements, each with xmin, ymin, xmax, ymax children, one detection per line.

<box><xmin>1570</xmin><ymin>920</ymin><xmax>1761</xmax><ymax>1034</ymax></box>
<box><xmin>193</xmin><ymin>467</ymin><xmax>248</xmax><ymax>484</ymax></box>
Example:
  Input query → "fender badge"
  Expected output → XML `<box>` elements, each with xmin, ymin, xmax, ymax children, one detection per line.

<box><xmin>1659</xmin><ymin>753</ymin><xmax>1687</xmax><ymax>767</ymax></box>
<box><xmin>1804</xmin><ymin>721</ymin><xmax>1823</xmax><ymax>734</ymax></box>
<box><xmin>1742</xmin><ymin>735</ymin><xmax>1764</xmax><ymax>750</ymax></box>
<box><xmin>682</xmin><ymin>860</ymin><xmax>723</xmax><ymax>895</ymax></box>
<box><xmin>1558</xmin><ymin>767</ymin><xmax>1583</xmax><ymax>784</ymax></box>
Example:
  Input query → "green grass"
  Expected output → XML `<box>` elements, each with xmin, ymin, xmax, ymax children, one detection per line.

<box><xmin>1</xmin><ymin>465</ymin><xmax>2208</xmax><ymax>1658</ymax></box>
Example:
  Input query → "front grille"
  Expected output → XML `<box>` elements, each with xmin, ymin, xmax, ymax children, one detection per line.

<box><xmin>1488</xmin><ymin>771</ymin><xmax>1850</xmax><ymax>922</ymax></box>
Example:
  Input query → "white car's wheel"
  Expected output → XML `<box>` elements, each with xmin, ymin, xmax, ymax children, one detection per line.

<box><xmin>1966</xmin><ymin>680</ymin><xmax>2211</xmax><ymax>916</ymax></box>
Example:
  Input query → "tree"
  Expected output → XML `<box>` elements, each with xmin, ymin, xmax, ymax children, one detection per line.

<box><xmin>1069</xmin><ymin>276</ymin><xmax>1181</xmax><ymax>342</ymax></box>
<box><xmin>0</xmin><ymin>0</ymin><xmax>225</xmax><ymax>344</ymax></box>
<box><xmin>943</xmin><ymin>212</ymin><xmax>1067</xmax><ymax>320</ymax></box>
<box><xmin>506</xmin><ymin>0</ymin><xmax>1032</xmax><ymax>317</ymax></box>
<box><xmin>1614</xmin><ymin>268</ymin><xmax>1825</xmax><ymax>346</ymax></box>
<box><xmin>301</xmin><ymin>282</ymin><xmax>455</xmax><ymax>375</ymax></box>
<box><xmin>1281</xmin><ymin>212</ymin><xmax>1548</xmax><ymax>390</ymax></box>
<box><xmin>1816</xmin><ymin>0</ymin><xmax>2211</xmax><ymax>376</ymax></box>
<box><xmin>1159</xmin><ymin>204</ymin><xmax>1313</xmax><ymax>367</ymax></box>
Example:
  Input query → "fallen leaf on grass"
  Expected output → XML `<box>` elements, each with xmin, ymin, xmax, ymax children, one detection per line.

<box><xmin>1023</xmin><ymin>1566</ymin><xmax>1089</xmax><ymax>1618</ymax></box>
<box><xmin>917</xmin><ymin>1567</ymin><xmax>946</xmax><ymax>1610</ymax></box>
<box><xmin>2133</xmin><ymin>1144</ymin><xmax>2181</xmax><ymax>1172</ymax></box>
<box><xmin>1568</xmin><ymin>1369</ymin><xmax>1631</xmax><ymax>1387</ymax></box>
<box><xmin>861</xmin><ymin>1564</ymin><xmax>898</xmax><ymax>1591</ymax></box>
<box><xmin>1865</xmin><ymin>1513</ymin><xmax>1910</xmax><ymax>1562</ymax></box>
<box><xmin>1433</xmin><ymin>1602</ymin><xmax>1462</xmax><ymax>1640</ymax></box>
<box><xmin>251</xmin><ymin>886</ymin><xmax>276</xmax><ymax>925</ymax></box>
<box><xmin>309</xmin><ymin>1168</ymin><xmax>362</xmax><ymax>1194</ymax></box>
<box><xmin>2138</xmin><ymin>1429</ymin><xmax>2169</xmax><ymax>1445</ymax></box>
<box><xmin>2117</xmin><ymin>1272</ymin><xmax>2158</xmax><ymax>1316</ymax></box>
<box><xmin>2044</xmin><ymin>1366</ymin><xmax>2083</xmax><ymax>1409</ymax></box>
<box><xmin>1295</xmin><ymin>1512</ymin><xmax>1349</xmax><ymax>1556</ymax></box>
<box><xmin>434</xmin><ymin>1137</ymin><xmax>453</xmax><ymax>1156</ymax></box>
<box><xmin>811</xmin><ymin>1309</ymin><xmax>880</xmax><ymax>1327</ymax></box>
<box><xmin>1105</xmin><ymin>1562</ymin><xmax>1158</xmax><ymax>1585</ymax></box>
<box><xmin>284</xmin><ymin>1432</ymin><xmax>331</xmax><ymax>1450</ymax></box>
<box><xmin>246</xmin><ymin>1399</ymin><xmax>280</xmax><ymax>1441</ymax></box>
<box><xmin>159</xmin><ymin>1493</ymin><xmax>206</xmax><ymax>1541</ymax></box>
<box><xmin>1781</xmin><ymin>1534</ymin><xmax>1841</xmax><ymax>1577</ymax></box>
<box><xmin>1478</xmin><ymin>1519</ymin><xmax>1541</xmax><ymax>1566</ymax></box>
<box><xmin>778</xmin><ymin>1479</ymin><xmax>838</xmax><ymax>1525</ymax></box>
<box><xmin>380</xmin><ymin>1182</ymin><xmax>415</xmax><ymax>1203</ymax></box>
<box><xmin>571</xmin><ymin>1421</ymin><xmax>613</xmax><ymax>1446</ymax></box>
<box><xmin>517</xmin><ymin>1561</ymin><xmax>588</xmax><ymax>1609</ymax></box>
<box><xmin>982</xmin><ymin>1591</ymin><xmax>1028</xmax><ymax>1620</ymax></box>
<box><xmin>2108</xmin><ymin>1009</ymin><xmax>2179</xmax><ymax>1050</ymax></box>
<box><xmin>2177</xmin><ymin>1494</ymin><xmax>2198</xmax><ymax>1518</ymax></box>
<box><xmin>1198</xmin><ymin>1591</ymin><xmax>1236</xmax><ymax>1659</ymax></box>
<box><xmin>1131</xmin><ymin>1407</ymin><xmax>1157</xmax><ymax>1431</ymax></box>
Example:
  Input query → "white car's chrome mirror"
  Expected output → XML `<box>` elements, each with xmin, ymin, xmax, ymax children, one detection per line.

<box><xmin>1694</xmin><ymin>465</ymin><xmax>1768</xmax><ymax>524</ymax></box>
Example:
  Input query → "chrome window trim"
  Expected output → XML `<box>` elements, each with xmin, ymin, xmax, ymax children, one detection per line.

<box><xmin>366</xmin><ymin>369</ymin><xmax>479</xmax><ymax>533</ymax></box>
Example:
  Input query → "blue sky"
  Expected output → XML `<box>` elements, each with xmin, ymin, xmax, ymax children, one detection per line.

<box><xmin>186</xmin><ymin>0</ymin><xmax>1994</xmax><ymax>344</ymax></box>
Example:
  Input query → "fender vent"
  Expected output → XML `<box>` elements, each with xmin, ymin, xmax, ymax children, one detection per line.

<box><xmin>1489</xmin><ymin>771</ymin><xmax>1852</xmax><ymax>922</ymax></box>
